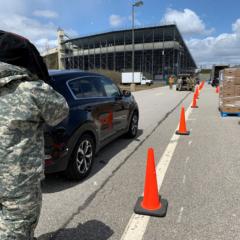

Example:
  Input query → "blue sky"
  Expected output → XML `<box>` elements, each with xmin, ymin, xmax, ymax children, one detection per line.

<box><xmin>1</xmin><ymin>0</ymin><xmax>240</xmax><ymax>66</ymax></box>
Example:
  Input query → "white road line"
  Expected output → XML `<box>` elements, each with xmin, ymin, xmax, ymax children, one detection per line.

<box><xmin>155</xmin><ymin>93</ymin><xmax>164</xmax><ymax>96</ymax></box>
<box><xmin>188</xmin><ymin>140</ymin><xmax>192</xmax><ymax>145</ymax></box>
<box><xmin>185</xmin><ymin>156</ymin><xmax>190</xmax><ymax>164</ymax></box>
<box><xmin>188</xmin><ymin>118</ymin><xmax>196</xmax><ymax>121</ymax></box>
<box><xmin>183</xmin><ymin>175</ymin><xmax>186</xmax><ymax>184</ymax></box>
<box><xmin>177</xmin><ymin>207</ymin><xmax>184</xmax><ymax>223</ymax></box>
<box><xmin>120</xmin><ymin>106</ymin><xmax>193</xmax><ymax>240</ymax></box>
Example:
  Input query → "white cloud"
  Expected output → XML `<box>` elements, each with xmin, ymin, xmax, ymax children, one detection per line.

<box><xmin>187</xmin><ymin>19</ymin><xmax>240</xmax><ymax>65</ymax></box>
<box><xmin>232</xmin><ymin>19</ymin><xmax>240</xmax><ymax>33</ymax></box>
<box><xmin>33</xmin><ymin>10</ymin><xmax>59</xmax><ymax>19</ymax></box>
<box><xmin>0</xmin><ymin>13</ymin><xmax>57</xmax><ymax>52</ymax></box>
<box><xmin>109</xmin><ymin>14</ymin><xmax>141</xmax><ymax>28</ymax></box>
<box><xmin>161</xmin><ymin>8</ymin><xmax>240</xmax><ymax>66</ymax></box>
<box><xmin>162</xmin><ymin>8</ymin><xmax>213</xmax><ymax>35</ymax></box>
<box><xmin>35</xmin><ymin>38</ymin><xmax>58</xmax><ymax>52</ymax></box>
<box><xmin>109</xmin><ymin>14</ymin><xmax>126</xmax><ymax>27</ymax></box>
<box><xmin>0</xmin><ymin>2</ymin><xmax>77</xmax><ymax>53</ymax></box>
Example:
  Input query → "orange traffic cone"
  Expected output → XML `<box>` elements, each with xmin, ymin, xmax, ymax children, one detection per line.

<box><xmin>191</xmin><ymin>94</ymin><xmax>198</xmax><ymax>108</ymax></box>
<box><xmin>134</xmin><ymin>148</ymin><xmax>168</xmax><ymax>217</ymax></box>
<box><xmin>176</xmin><ymin>107</ymin><xmax>190</xmax><ymax>135</ymax></box>
<box><xmin>216</xmin><ymin>86</ymin><xmax>219</xmax><ymax>93</ymax></box>
<box><xmin>195</xmin><ymin>86</ymin><xmax>199</xmax><ymax>99</ymax></box>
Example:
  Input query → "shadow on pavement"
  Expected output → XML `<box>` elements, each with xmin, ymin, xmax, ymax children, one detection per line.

<box><xmin>38</xmin><ymin>220</ymin><xmax>114</xmax><ymax>240</ymax></box>
<box><xmin>42</xmin><ymin>130</ymin><xmax>143</xmax><ymax>193</ymax></box>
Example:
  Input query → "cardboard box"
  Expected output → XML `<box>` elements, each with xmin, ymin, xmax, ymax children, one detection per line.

<box><xmin>220</xmin><ymin>95</ymin><xmax>240</xmax><ymax>108</ymax></box>
<box><xmin>235</xmin><ymin>85</ymin><xmax>240</xmax><ymax>96</ymax></box>
<box><xmin>224</xmin><ymin>68</ymin><xmax>240</xmax><ymax>77</ymax></box>
<box><xmin>221</xmin><ymin>98</ymin><xmax>236</xmax><ymax>104</ymax></box>
<box><xmin>234</xmin><ymin>77</ymin><xmax>240</xmax><ymax>85</ymax></box>
<box><xmin>221</xmin><ymin>87</ymin><xmax>235</xmax><ymax>94</ymax></box>
<box><xmin>220</xmin><ymin>106</ymin><xmax>240</xmax><ymax>113</ymax></box>
<box><xmin>221</xmin><ymin>100</ymin><xmax>240</xmax><ymax>107</ymax></box>
<box><xmin>223</xmin><ymin>76</ymin><xmax>235</xmax><ymax>83</ymax></box>
<box><xmin>223</xmin><ymin>76</ymin><xmax>240</xmax><ymax>85</ymax></box>
<box><xmin>222</xmin><ymin>95</ymin><xmax>240</xmax><ymax>101</ymax></box>
<box><xmin>222</xmin><ymin>82</ymin><xmax>235</xmax><ymax>89</ymax></box>
<box><xmin>221</xmin><ymin>92</ymin><xmax>235</xmax><ymax>98</ymax></box>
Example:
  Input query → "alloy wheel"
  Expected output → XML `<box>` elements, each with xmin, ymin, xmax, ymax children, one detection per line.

<box><xmin>76</xmin><ymin>140</ymin><xmax>93</xmax><ymax>174</ymax></box>
<box><xmin>131</xmin><ymin>114</ymin><xmax>138</xmax><ymax>136</ymax></box>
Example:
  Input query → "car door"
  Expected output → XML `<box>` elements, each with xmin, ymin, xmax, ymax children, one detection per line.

<box><xmin>67</xmin><ymin>76</ymin><xmax>115</xmax><ymax>142</ymax></box>
<box><xmin>100</xmin><ymin>77</ymin><xmax>129</xmax><ymax>133</ymax></box>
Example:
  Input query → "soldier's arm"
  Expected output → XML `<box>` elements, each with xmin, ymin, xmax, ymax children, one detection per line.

<box><xmin>32</xmin><ymin>81</ymin><xmax>69</xmax><ymax>126</ymax></box>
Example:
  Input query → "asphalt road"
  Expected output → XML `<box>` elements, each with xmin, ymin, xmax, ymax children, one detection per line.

<box><xmin>36</xmin><ymin>85</ymin><xmax>240</xmax><ymax>240</ymax></box>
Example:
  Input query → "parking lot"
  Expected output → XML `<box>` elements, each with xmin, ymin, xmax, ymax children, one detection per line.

<box><xmin>36</xmin><ymin>84</ymin><xmax>240</xmax><ymax>240</ymax></box>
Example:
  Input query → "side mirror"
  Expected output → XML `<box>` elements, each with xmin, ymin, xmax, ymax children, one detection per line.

<box><xmin>122</xmin><ymin>90</ymin><xmax>131</xmax><ymax>97</ymax></box>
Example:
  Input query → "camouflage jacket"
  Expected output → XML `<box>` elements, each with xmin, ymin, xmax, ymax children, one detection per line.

<box><xmin>0</xmin><ymin>62</ymin><xmax>69</xmax><ymax>196</ymax></box>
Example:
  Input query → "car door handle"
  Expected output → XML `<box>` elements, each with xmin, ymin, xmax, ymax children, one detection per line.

<box><xmin>84</xmin><ymin>106</ymin><xmax>93</xmax><ymax>112</ymax></box>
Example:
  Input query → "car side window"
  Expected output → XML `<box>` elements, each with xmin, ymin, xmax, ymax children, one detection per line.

<box><xmin>100</xmin><ymin>77</ymin><xmax>121</xmax><ymax>97</ymax></box>
<box><xmin>67</xmin><ymin>76</ymin><xmax>106</xmax><ymax>99</ymax></box>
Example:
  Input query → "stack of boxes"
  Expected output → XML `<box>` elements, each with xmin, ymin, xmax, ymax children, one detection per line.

<box><xmin>219</xmin><ymin>68</ymin><xmax>240</xmax><ymax>113</ymax></box>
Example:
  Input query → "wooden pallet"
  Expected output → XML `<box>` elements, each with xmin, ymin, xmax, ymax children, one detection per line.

<box><xmin>220</xmin><ymin>112</ymin><xmax>240</xmax><ymax>117</ymax></box>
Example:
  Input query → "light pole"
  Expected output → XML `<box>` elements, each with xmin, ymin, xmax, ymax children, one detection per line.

<box><xmin>131</xmin><ymin>0</ymin><xmax>143</xmax><ymax>92</ymax></box>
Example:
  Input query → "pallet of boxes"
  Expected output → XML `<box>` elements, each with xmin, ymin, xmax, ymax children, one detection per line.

<box><xmin>219</xmin><ymin>68</ymin><xmax>240</xmax><ymax>117</ymax></box>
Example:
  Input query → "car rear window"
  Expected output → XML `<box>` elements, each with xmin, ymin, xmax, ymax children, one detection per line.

<box><xmin>67</xmin><ymin>76</ymin><xmax>106</xmax><ymax>99</ymax></box>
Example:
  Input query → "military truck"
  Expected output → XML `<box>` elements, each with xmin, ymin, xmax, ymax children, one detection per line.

<box><xmin>210</xmin><ymin>65</ymin><xmax>229</xmax><ymax>87</ymax></box>
<box><xmin>176</xmin><ymin>74</ymin><xmax>195</xmax><ymax>91</ymax></box>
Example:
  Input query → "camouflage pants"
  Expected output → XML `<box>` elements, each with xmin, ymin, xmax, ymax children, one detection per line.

<box><xmin>0</xmin><ymin>183</ymin><xmax>42</xmax><ymax>240</ymax></box>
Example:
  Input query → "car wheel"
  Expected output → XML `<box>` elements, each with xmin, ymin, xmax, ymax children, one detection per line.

<box><xmin>65</xmin><ymin>134</ymin><xmax>95</xmax><ymax>180</ymax></box>
<box><xmin>127</xmin><ymin>111</ymin><xmax>139</xmax><ymax>138</ymax></box>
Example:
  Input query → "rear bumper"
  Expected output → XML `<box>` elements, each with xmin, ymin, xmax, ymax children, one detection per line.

<box><xmin>44</xmin><ymin>150</ymin><xmax>70</xmax><ymax>174</ymax></box>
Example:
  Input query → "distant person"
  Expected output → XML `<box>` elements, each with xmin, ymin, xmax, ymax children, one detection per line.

<box><xmin>196</xmin><ymin>77</ymin><xmax>200</xmax><ymax>85</ymax></box>
<box><xmin>189</xmin><ymin>76</ymin><xmax>195</xmax><ymax>91</ymax></box>
<box><xmin>168</xmin><ymin>75</ymin><xmax>175</xmax><ymax>89</ymax></box>
<box><xmin>0</xmin><ymin>30</ymin><xmax>69</xmax><ymax>240</ymax></box>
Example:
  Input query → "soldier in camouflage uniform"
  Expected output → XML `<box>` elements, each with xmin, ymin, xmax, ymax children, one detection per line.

<box><xmin>0</xmin><ymin>31</ymin><xmax>69</xmax><ymax>239</ymax></box>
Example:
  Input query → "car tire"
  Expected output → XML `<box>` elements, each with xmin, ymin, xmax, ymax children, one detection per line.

<box><xmin>127</xmin><ymin>111</ymin><xmax>139</xmax><ymax>138</ymax></box>
<box><xmin>65</xmin><ymin>134</ymin><xmax>95</xmax><ymax>180</ymax></box>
